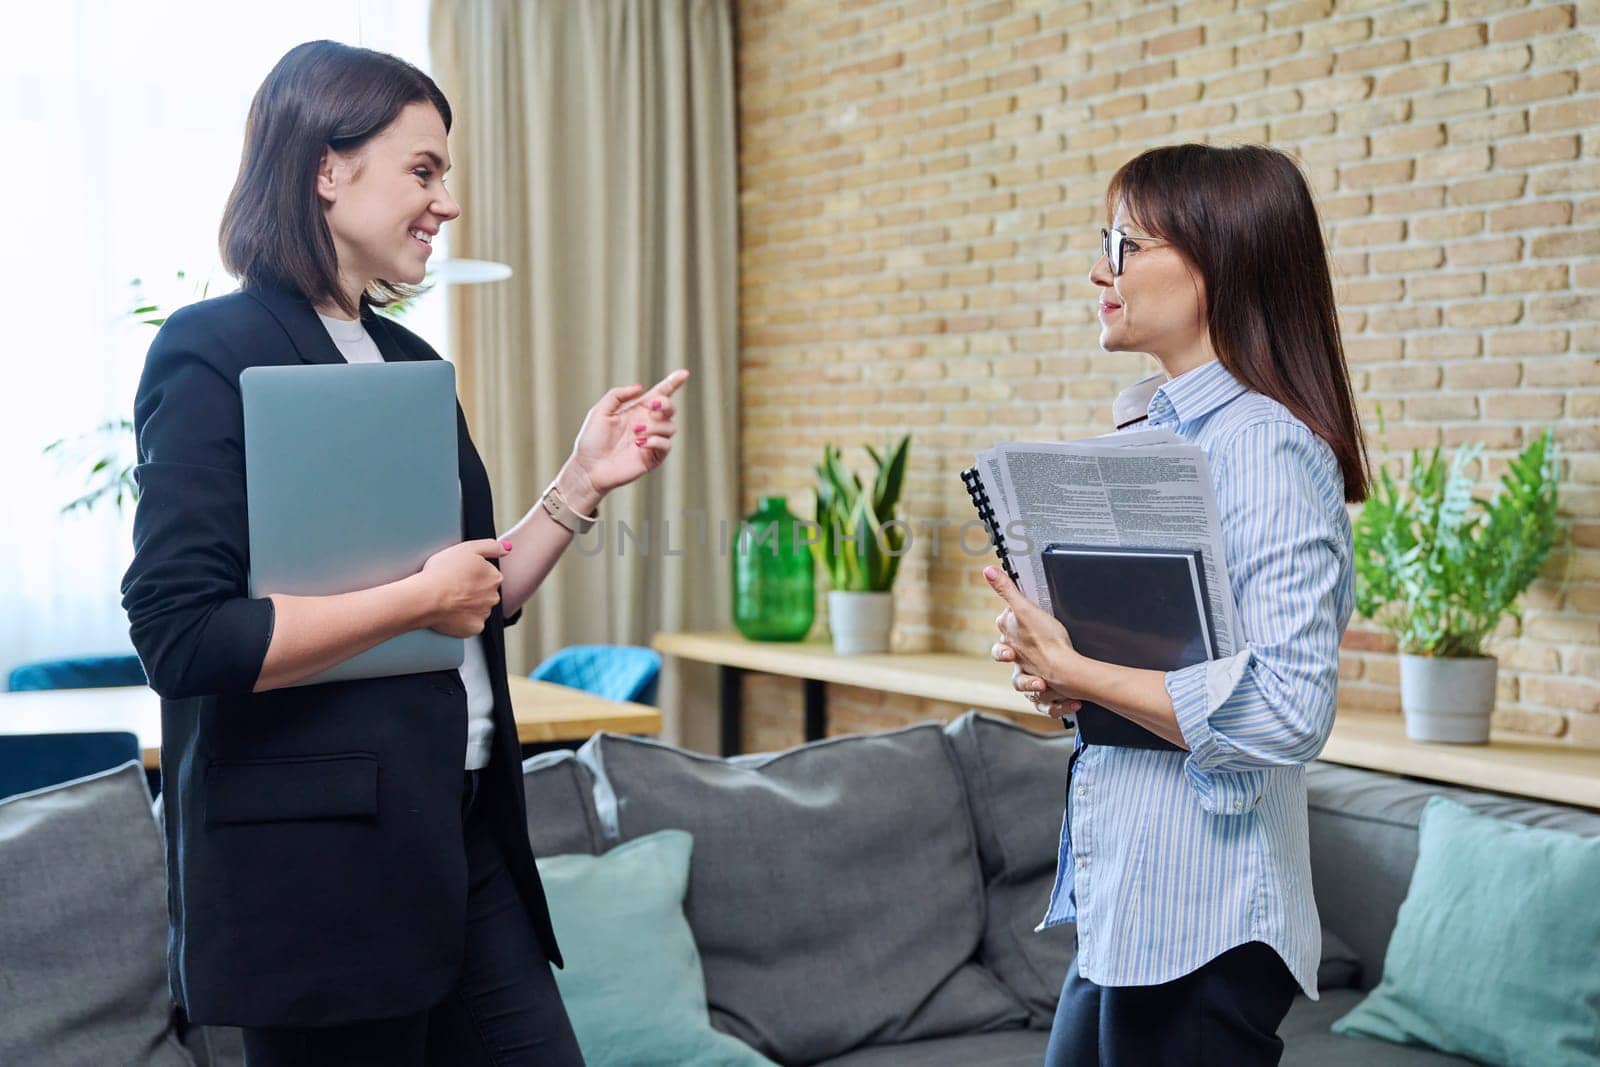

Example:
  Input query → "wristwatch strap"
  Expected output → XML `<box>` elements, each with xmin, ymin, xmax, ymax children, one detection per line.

<box><xmin>540</xmin><ymin>480</ymin><xmax>599</xmax><ymax>534</ymax></box>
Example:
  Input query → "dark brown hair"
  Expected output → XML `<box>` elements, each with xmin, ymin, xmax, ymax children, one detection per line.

<box><xmin>219</xmin><ymin>40</ymin><xmax>452</xmax><ymax>316</ymax></box>
<box><xmin>1107</xmin><ymin>144</ymin><xmax>1369</xmax><ymax>503</ymax></box>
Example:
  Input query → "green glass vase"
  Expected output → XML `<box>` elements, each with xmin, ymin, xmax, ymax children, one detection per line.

<box><xmin>732</xmin><ymin>495</ymin><xmax>815</xmax><ymax>641</ymax></box>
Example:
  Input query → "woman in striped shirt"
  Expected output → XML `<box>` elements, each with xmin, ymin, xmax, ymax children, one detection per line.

<box><xmin>987</xmin><ymin>144</ymin><xmax>1370</xmax><ymax>1066</ymax></box>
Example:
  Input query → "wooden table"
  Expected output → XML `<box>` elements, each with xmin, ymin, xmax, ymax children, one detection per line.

<box><xmin>652</xmin><ymin>630</ymin><xmax>1600</xmax><ymax>810</ymax></box>
<box><xmin>0</xmin><ymin>676</ymin><xmax>661</xmax><ymax>770</ymax></box>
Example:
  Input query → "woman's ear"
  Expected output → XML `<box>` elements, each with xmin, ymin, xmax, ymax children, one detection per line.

<box><xmin>316</xmin><ymin>148</ymin><xmax>340</xmax><ymax>205</ymax></box>
<box><xmin>1185</xmin><ymin>262</ymin><xmax>1208</xmax><ymax>325</ymax></box>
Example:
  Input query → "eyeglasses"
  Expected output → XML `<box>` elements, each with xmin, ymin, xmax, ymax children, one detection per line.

<box><xmin>1100</xmin><ymin>227</ymin><xmax>1169</xmax><ymax>276</ymax></box>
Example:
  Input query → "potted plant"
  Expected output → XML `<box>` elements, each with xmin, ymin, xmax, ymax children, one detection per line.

<box><xmin>813</xmin><ymin>435</ymin><xmax>910</xmax><ymax>654</ymax></box>
<box><xmin>1353</xmin><ymin>428</ymin><xmax>1563</xmax><ymax>743</ymax></box>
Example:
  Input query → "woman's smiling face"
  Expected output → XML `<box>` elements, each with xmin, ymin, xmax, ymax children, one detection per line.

<box><xmin>316</xmin><ymin>101</ymin><xmax>459</xmax><ymax>297</ymax></box>
<box><xmin>1089</xmin><ymin>202</ymin><xmax>1209</xmax><ymax>365</ymax></box>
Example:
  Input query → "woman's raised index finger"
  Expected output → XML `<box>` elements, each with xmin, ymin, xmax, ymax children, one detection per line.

<box><xmin>651</xmin><ymin>369</ymin><xmax>691</xmax><ymax>397</ymax></box>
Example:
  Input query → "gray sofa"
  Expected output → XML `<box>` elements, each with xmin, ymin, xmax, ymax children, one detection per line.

<box><xmin>4</xmin><ymin>711</ymin><xmax>1598</xmax><ymax>1066</ymax></box>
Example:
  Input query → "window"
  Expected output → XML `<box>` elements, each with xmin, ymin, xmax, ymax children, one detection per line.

<box><xmin>0</xmin><ymin>0</ymin><xmax>441</xmax><ymax>680</ymax></box>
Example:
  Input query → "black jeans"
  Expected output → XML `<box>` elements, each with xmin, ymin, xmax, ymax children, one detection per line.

<box><xmin>242</xmin><ymin>771</ymin><xmax>585</xmax><ymax>1066</ymax></box>
<box><xmin>1045</xmin><ymin>940</ymin><xmax>1298</xmax><ymax>1067</ymax></box>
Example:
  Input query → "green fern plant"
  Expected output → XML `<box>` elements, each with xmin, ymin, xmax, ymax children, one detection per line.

<box><xmin>812</xmin><ymin>435</ymin><xmax>911</xmax><ymax>592</ymax></box>
<box><xmin>46</xmin><ymin>272</ymin><xmax>214</xmax><ymax>515</ymax></box>
<box><xmin>43</xmin><ymin>417</ymin><xmax>140</xmax><ymax>515</ymax></box>
<box><xmin>1353</xmin><ymin>427</ymin><xmax>1563</xmax><ymax>658</ymax></box>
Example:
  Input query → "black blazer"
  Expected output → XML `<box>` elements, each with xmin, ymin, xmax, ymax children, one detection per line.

<box><xmin>120</xmin><ymin>280</ymin><xmax>560</xmax><ymax>1028</ymax></box>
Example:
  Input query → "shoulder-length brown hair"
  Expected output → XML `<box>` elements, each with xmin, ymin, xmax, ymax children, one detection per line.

<box><xmin>219</xmin><ymin>40</ymin><xmax>452</xmax><ymax>317</ymax></box>
<box><xmin>1108</xmin><ymin>144</ymin><xmax>1369</xmax><ymax>503</ymax></box>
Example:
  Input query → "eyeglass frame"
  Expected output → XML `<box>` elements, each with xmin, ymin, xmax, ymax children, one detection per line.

<box><xmin>1100</xmin><ymin>227</ymin><xmax>1171</xmax><ymax>277</ymax></box>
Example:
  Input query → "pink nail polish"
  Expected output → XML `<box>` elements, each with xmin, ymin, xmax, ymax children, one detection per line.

<box><xmin>650</xmin><ymin>400</ymin><xmax>661</xmax><ymax>410</ymax></box>
<box><xmin>635</xmin><ymin>437</ymin><xmax>646</xmax><ymax>445</ymax></box>
<box><xmin>634</xmin><ymin>423</ymin><xmax>646</xmax><ymax>432</ymax></box>
<box><xmin>500</xmin><ymin>540</ymin><xmax>513</xmax><ymax>551</ymax></box>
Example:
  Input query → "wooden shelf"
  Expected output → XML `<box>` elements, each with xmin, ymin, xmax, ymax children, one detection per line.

<box><xmin>1317</xmin><ymin>709</ymin><xmax>1600</xmax><ymax>811</ymax></box>
<box><xmin>653</xmin><ymin>630</ymin><xmax>1036</xmax><ymax>715</ymax></box>
<box><xmin>655</xmin><ymin>630</ymin><xmax>1600</xmax><ymax>811</ymax></box>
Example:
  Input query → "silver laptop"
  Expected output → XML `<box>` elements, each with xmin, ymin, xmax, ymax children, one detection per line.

<box><xmin>240</xmin><ymin>361</ymin><xmax>465</xmax><ymax>687</ymax></box>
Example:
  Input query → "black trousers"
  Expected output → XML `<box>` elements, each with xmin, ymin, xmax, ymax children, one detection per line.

<box><xmin>1044</xmin><ymin>940</ymin><xmax>1298</xmax><ymax>1067</ymax></box>
<box><xmin>242</xmin><ymin>771</ymin><xmax>586</xmax><ymax>1067</ymax></box>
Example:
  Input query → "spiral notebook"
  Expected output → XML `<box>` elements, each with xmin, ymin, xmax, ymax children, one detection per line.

<box><xmin>959</xmin><ymin>465</ymin><xmax>1021</xmax><ymax>585</ymax></box>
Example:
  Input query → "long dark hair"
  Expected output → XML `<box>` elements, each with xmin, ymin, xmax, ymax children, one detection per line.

<box><xmin>1107</xmin><ymin>144</ymin><xmax>1369</xmax><ymax>503</ymax></box>
<box><xmin>219</xmin><ymin>40</ymin><xmax>452</xmax><ymax>316</ymax></box>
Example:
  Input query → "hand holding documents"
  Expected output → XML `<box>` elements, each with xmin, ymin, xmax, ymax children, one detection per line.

<box><xmin>963</xmin><ymin>430</ymin><xmax>1241</xmax><ymax>748</ymax></box>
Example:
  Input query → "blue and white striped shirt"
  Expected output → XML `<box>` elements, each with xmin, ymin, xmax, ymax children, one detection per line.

<box><xmin>1040</xmin><ymin>358</ymin><xmax>1354</xmax><ymax>999</ymax></box>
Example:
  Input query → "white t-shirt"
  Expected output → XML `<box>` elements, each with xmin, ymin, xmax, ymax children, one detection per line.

<box><xmin>317</xmin><ymin>312</ymin><xmax>496</xmax><ymax>770</ymax></box>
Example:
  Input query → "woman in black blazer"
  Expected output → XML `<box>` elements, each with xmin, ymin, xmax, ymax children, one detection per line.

<box><xmin>120</xmin><ymin>41</ymin><xmax>686</xmax><ymax>1066</ymax></box>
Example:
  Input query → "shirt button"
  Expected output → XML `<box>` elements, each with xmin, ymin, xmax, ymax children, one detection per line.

<box><xmin>1076</xmin><ymin>786</ymin><xmax>1087</xmax><ymax>799</ymax></box>
<box><xmin>1075</xmin><ymin>856</ymin><xmax>1087</xmax><ymax>869</ymax></box>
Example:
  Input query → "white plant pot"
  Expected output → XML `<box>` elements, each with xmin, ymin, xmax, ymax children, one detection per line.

<box><xmin>827</xmin><ymin>590</ymin><xmax>894</xmax><ymax>655</ymax></box>
<box><xmin>1399</xmin><ymin>653</ymin><xmax>1497</xmax><ymax>744</ymax></box>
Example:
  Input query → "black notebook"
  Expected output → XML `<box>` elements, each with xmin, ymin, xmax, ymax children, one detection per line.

<box><xmin>1041</xmin><ymin>543</ymin><xmax>1217</xmax><ymax>751</ymax></box>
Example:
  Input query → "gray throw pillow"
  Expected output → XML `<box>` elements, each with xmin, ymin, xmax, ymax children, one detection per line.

<box><xmin>579</xmin><ymin>725</ymin><xmax>1028</xmax><ymax>1064</ymax></box>
<box><xmin>1317</xmin><ymin>926</ymin><xmax>1362</xmax><ymax>991</ymax></box>
<box><xmin>522</xmin><ymin>749</ymin><xmax>604</xmax><ymax>857</ymax></box>
<box><xmin>0</xmin><ymin>763</ymin><xmax>194</xmax><ymax>1066</ymax></box>
<box><xmin>942</xmin><ymin>712</ymin><xmax>1077</xmax><ymax>1028</ymax></box>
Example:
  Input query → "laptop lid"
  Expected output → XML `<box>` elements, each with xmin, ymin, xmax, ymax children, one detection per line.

<box><xmin>240</xmin><ymin>361</ymin><xmax>465</xmax><ymax>687</ymax></box>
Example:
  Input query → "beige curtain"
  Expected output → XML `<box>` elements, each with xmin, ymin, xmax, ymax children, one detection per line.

<box><xmin>431</xmin><ymin>0</ymin><xmax>738</xmax><ymax>745</ymax></box>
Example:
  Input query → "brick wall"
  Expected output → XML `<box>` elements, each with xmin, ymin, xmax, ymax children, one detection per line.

<box><xmin>732</xmin><ymin>0</ymin><xmax>1599</xmax><ymax>753</ymax></box>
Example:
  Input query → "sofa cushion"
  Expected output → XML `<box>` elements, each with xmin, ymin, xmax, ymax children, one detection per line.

<box><xmin>813</xmin><ymin>1029</ymin><xmax>1048</xmax><ymax>1066</ymax></box>
<box><xmin>0</xmin><ymin>763</ymin><xmax>195</xmax><ymax>1066</ymax></box>
<box><xmin>522</xmin><ymin>749</ymin><xmax>604</xmax><ymax>856</ymax></box>
<box><xmin>538</xmin><ymin>830</ymin><xmax>773</xmax><ymax>1066</ymax></box>
<box><xmin>1331</xmin><ymin>797</ymin><xmax>1600</xmax><ymax>1066</ymax></box>
<box><xmin>579</xmin><ymin>725</ymin><xmax>1029</xmax><ymax>1064</ymax></box>
<box><xmin>1282</xmin><ymin>991</ymin><xmax>1475</xmax><ymax>1066</ymax></box>
<box><xmin>1305</xmin><ymin>762</ymin><xmax>1600</xmax><ymax>992</ymax></box>
<box><xmin>187</xmin><ymin>1025</ymin><xmax>244</xmax><ymax>1067</ymax></box>
<box><xmin>942</xmin><ymin>711</ymin><xmax>1076</xmax><ymax>1027</ymax></box>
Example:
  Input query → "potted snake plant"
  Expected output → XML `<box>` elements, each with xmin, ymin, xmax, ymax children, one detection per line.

<box><xmin>813</xmin><ymin>436</ymin><xmax>910</xmax><ymax>654</ymax></box>
<box><xmin>1353</xmin><ymin>428</ymin><xmax>1563</xmax><ymax>743</ymax></box>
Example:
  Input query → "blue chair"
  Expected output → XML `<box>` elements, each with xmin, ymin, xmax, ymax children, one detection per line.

<box><xmin>0</xmin><ymin>732</ymin><xmax>142</xmax><ymax>800</ymax></box>
<box><xmin>6</xmin><ymin>654</ymin><xmax>147</xmax><ymax>692</ymax></box>
<box><xmin>531</xmin><ymin>645</ymin><xmax>661</xmax><ymax>705</ymax></box>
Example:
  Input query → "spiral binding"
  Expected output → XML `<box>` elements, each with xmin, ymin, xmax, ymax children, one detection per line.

<box><xmin>960</xmin><ymin>466</ymin><xmax>1020</xmax><ymax>585</ymax></box>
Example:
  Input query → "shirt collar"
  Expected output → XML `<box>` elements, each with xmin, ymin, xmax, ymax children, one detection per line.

<box><xmin>1112</xmin><ymin>373</ymin><xmax>1164</xmax><ymax>429</ymax></box>
<box><xmin>1147</xmin><ymin>359</ymin><xmax>1246</xmax><ymax>428</ymax></box>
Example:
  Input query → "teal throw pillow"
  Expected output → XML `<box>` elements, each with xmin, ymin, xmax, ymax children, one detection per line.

<box><xmin>537</xmin><ymin>830</ymin><xmax>774</xmax><ymax>1066</ymax></box>
<box><xmin>1331</xmin><ymin>796</ymin><xmax>1600</xmax><ymax>1066</ymax></box>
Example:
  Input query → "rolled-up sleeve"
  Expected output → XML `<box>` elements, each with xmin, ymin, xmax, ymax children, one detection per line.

<box><xmin>1166</xmin><ymin>421</ymin><xmax>1349</xmax><ymax>815</ymax></box>
<box><xmin>120</xmin><ymin>315</ymin><xmax>275</xmax><ymax>700</ymax></box>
